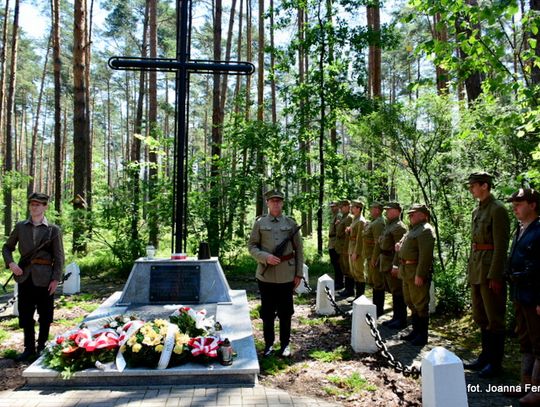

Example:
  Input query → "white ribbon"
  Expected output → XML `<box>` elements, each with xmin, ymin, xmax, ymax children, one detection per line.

<box><xmin>157</xmin><ymin>323</ymin><xmax>179</xmax><ymax>370</ymax></box>
<box><xmin>115</xmin><ymin>319</ymin><xmax>145</xmax><ymax>372</ymax></box>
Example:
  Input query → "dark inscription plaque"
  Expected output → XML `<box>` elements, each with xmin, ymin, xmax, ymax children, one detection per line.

<box><xmin>149</xmin><ymin>265</ymin><xmax>200</xmax><ymax>303</ymax></box>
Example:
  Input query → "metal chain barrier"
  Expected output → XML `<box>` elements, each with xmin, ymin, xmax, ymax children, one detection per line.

<box><xmin>301</xmin><ymin>276</ymin><xmax>314</xmax><ymax>293</ymax></box>
<box><xmin>324</xmin><ymin>285</ymin><xmax>351</xmax><ymax>319</ymax></box>
<box><xmin>86</xmin><ymin>272</ymin><xmax>125</xmax><ymax>285</ymax></box>
<box><xmin>365</xmin><ymin>312</ymin><xmax>421</xmax><ymax>379</ymax></box>
<box><xmin>0</xmin><ymin>294</ymin><xmax>17</xmax><ymax>314</ymax></box>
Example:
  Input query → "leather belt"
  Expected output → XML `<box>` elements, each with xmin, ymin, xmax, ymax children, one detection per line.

<box><xmin>280</xmin><ymin>253</ymin><xmax>294</xmax><ymax>261</ymax></box>
<box><xmin>31</xmin><ymin>258</ymin><xmax>53</xmax><ymax>265</ymax></box>
<box><xmin>472</xmin><ymin>243</ymin><xmax>495</xmax><ymax>251</ymax></box>
<box><xmin>400</xmin><ymin>259</ymin><xmax>418</xmax><ymax>265</ymax></box>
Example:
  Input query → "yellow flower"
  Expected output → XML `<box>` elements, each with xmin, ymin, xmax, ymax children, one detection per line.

<box><xmin>155</xmin><ymin>344</ymin><xmax>164</xmax><ymax>353</ymax></box>
<box><xmin>120</xmin><ymin>345</ymin><xmax>126</xmax><ymax>352</ymax></box>
<box><xmin>132</xmin><ymin>343</ymin><xmax>142</xmax><ymax>353</ymax></box>
<box><xmin>173</xmin><ymin>344</ymin><xmax>184</xmax><ymax>354</ymax></box>
<box><xmin>127</xmin><ymin>336</ymin><xmax>137</xmax><ymax>346</ymax></box>
<box><xmin>175</xmin><ymin>333</ymin><xmax>190</xmax><ymax>346</ymax></box>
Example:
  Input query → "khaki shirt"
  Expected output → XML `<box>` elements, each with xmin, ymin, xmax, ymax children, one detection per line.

<box><xmin>2</xmin><ymin>218</ymin><xmax>64</xmax><ymax>287</ymax></box>
<box><xmin>378</xmin><ymin>217</ymin><xmax>407</xmax><ymax>272</ymax></box>
<box><xmin>335</xmin><ymin>213</ymin><xmax>353</xmax><ymax>254</ymax></box>
<box><xmin>396</xmin><ymin>221</ymin><xmax>435</xmax><ymax>280</ymax></box>
<box><xmin>248</xmin><ymin>214</ymin><xmax>304</xmax><ymax>283</ymax></box>
<box><xmin>468</xmin><ymin>194</ymin><xmax>510</xmax><ymax>284</ymax></box>
<box><xmin>328</xmin><ymin>213</ymin><xmax>340</xmax><ymax>250</ymax></box>
<box><xmin>348</xmin><ymin>215</ymin><xmax>366</xmax><ymax>256</ymax></box>
<box><xmin>363</xmin><ymin>216</ymin><xmax>385</xmax><ymax>262</ymax></box>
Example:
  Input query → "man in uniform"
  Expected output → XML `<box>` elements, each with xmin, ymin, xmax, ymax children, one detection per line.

<box><xmin>348</xmin><ymin>199</ymin><xmax>367</xmax><ymax>301</ymax></box>
<box><xmin>379</xmin><ymin>202</ymin><xmax>407</xmax><ymax>329</ymax></box>
<box><xmin>363</xmin><ymin>201</ymin><xmax>386</xmax><ymax>317</ymax></box>
<box><xmin>336</xmin><ymin>200</ymin><xmax>354</xmax><ymax>298</ymax></box>
<box><xmin>506</xmin><ymin>188</ymin><xmax>540</xmax><ymax>405</ymax></box>
<box><xmin>2</xmin><ymin>192</ymin><xmax>64</xmax><ymax>361</ymax></box>
<box><xmin>395</xmin><ymin>204</ymin><xmax>435</xmax><ymax>346</ymax></box>
<box><xmin>464</xmin><ymin>172</ymin><xmax>510</xmax><ymax>378</ymax></box>
<box><xmin>328</xmin><ymin>202</ymin><xmax>343</xmax><ymax>290</ymax></box>
<box><xmin>248</xmin><ymin>190</ymin><xmax>304</xmax><ymax>357</ymax></box>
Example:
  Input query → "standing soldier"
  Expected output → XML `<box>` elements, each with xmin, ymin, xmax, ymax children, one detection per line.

<box><xmin>248</xmin><ymin>190</ymin><xmax>304</xmax><ymax>357</ymax></box>
<box><xmin>363</xmin><ymin>201</ymin><xmax>386</xmax><ymax>317</ymax></box>
<box><xmin>505</xmin><ymin>188</ymin><xmax>540</xmax><ymax>405</ymax></box>
<box><xmin>464</xmin><ymin>172</ymin><xmax>510</xmax><ymax>378</ymax></box>
<box><xmin>336</xmin><ymin>200</ymin><xmax>354</xmax><ymax>298</ymax></box>
<box><xmin>328</xmin><ymin>202</ymin><xmax>343</xmax><ymax>290</ymax></box>
<box><xmin>348</xmin><ymin>199</ymin><xmax>367</xmax><ymax>301</ymax></box>
<box><xmin>395</xmin><ymin>204</ymin><xmax>435</xmax><ymax>346</ymax></box>
<box><xmin>379</xmin><ymin>202</ymin><xmax>407</xmax><ymax>329</ymax></box>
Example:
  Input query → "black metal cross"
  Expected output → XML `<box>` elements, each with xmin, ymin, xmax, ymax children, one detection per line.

<box><xmin>108</xmin><ymin>0</ymin><xmax>254</xmax><ymax>253</ymax></box>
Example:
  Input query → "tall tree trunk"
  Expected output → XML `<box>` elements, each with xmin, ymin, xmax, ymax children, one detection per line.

<box><xmin>72</xmin><ymin>0</ymin><xmax>89</xmax><ymax>252</ymax></box>
<box><xmin>3</xmin><ymin>0</ymin><xmax>19</xmax><ymax>237</ymax></box>
<box><xmin>433</xmin><ymin>13</ymin><xmax>449</xmax><ymax>94</ymax></box>
<box><xmin>28</xmin><ymin>34</ymin><xmax>52</xmax><ymax>197</ymax></box>
<box><xmin>209</xmin><ymin>0</ymin><xmax>223</xmax><ymax>256</ymax></box>
<box><xmin>245</xmin><ymin>0</ymin><xmax>252</xmax><ymax>121</ymax></box>
<box><xmin>233</xmin><ymin>0</ymin><xmax>243</xmax><ymax>114</ymax></box>
<box><xmin>255</xmin><ymin>0</ymin><xmax>264</xmax><ymax>216</ymax></box>
<box><xmin>148</xmin><ymin>0</ymin><xmax>158</xmax><ymax>247</ymax></box>
<box><xmin>85</xmin><ymin>0</ymin><xmax>93</xmax><ymax>215</ymax></box>
<box><xmin>316</xmin><ymin>1</ymin><xmax>326</xmax><ymax>254</ymax></box>
<box><xmin>52</xmin><ymin>0</ymin><xmax>62</xmax><ymax>214</ymax></box>
<box><xmin>269</xmin><ymin>0</ymin><xmax>277</xmax><ymax>124</ymax></box>
<box><xmin>531</xmin><ymin>0</ymin><xmax>540</xmax><ymax>85</ymax></box>
<box><xmin>0</xmin><ymin>0</ymin><xmax>10</xmax><ymax>161</ymax></box>
<box><xmin>219</xmin><ymin>0</ymin><xmax>237</xmax><ymax>114</ymax></box>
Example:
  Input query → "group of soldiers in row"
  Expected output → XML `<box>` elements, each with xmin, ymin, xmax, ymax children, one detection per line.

<box><xmin>328</xmin><ymin>171</ymin><xmax>540</xmax><ymax>405</ymax></box>
<box><xmin>328</xmin><ymin>198</ymin><xmax>435</xmax><ymax>347</ymax></box>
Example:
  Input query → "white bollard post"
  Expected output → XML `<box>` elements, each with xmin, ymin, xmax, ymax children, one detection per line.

<box><xmin>295</xmin><ymin>264</ymin><xmax>310</xmax><ymax>295</ymax></box>
<box><xmin>351</xmin><ymin>295</ymin><xmax>378</xmax><ymax>353</ymax></box>
<box><xmin>12</xmin><ymin>283</ymin><xmax>18</xmax><ymax>316</ymax></box>
<box><xmin>429</xmin><ymin>280</ymin><xmax>436</xmax><ymax>314</ymax></box>
<box><xmin>422</xmin><ymin>347</ymin><xmax>468</xmax><ymax>407</ymax></box>
<box><xmin>63</xmin><ymin>262</ymin><xmax>81</xmax><ymax>295</ymax></box>
<box><xmin>315</xmin><ymin>274</ymin><xmax>335</xmax><ymax>315</ymax></box>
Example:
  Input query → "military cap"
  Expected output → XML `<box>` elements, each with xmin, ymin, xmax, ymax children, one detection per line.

<box><xmin>351</xmin><ymin>199</ymin><xmax>364</xmax><ymax>208</ymax></box>
<box><xmin>383</xmin><ymin>202</ymin><xmax>402</xmax><ymax>211</ymax></box>
<box><xmin>407</xmin><ymin>203</ymin><xmax>430</xmax><ymax>216</ymax></box>
<box><xmin>369</xmin><ymin>201</ymin><xmax>384</xmax><ymax>210</ymax></box>
<box><xmin>506</xmin><ymin>188</ymin><xmax>540</xmax><ymax>205</ymax></box>
<box><xmin>264</xmin><ymin>190</ymin><xmax>284</xmax><ymax>200</ymax></box>
<box><xmin>340</xmin><ymin>199</ymin><xmax>351</xmax><ymax>206</ymax></box>
<box><xmin>28</xmin><ymin>192</ymin><xmax>49</xmax><ymax>205</ymax></box>
<box><xmin>467</xmin><ymin>171</ymin><xmax>494</xmax><ymax>186</ymax></box>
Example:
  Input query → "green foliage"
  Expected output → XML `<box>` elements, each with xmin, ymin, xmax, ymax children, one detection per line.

<box><xmin>325</xmin><ymin>372</ymin><xmax>377</xmax><ymax>396</ymax></box>
<box><xmin>0</xmin><ymin>328</ymin><xmax>9</xmax><ymax>343</ymax></box>
<box><xmin>308</xmin><ymin>345</ymin><xmax>352</xmax><ymax>362</ymax></box>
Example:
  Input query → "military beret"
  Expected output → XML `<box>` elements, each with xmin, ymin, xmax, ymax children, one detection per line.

<box><xmin>28</xmin><ymin>192</ymin><xmax>49</xmax><ymax>204</ymax></box>
<box><xmin>407</xmin><ymin>203</ymin><xmax>430</xmax><ymax>216</ymax></box>
<box><xmin>264</xmin><ymin>189</ymin><xmax>284</xmax><ymax>200</ymax></box>
<box><xmin>369</xmin><ymin>201</ymin><xmax>384</xmax><ymax>210</ymax></box>
<box><xmin>506</xmin><ymin>188</ymin><xmax>540</xmax><ymax>205</ymax></box>
<box><xmin>340</xmin><ymin>199</ymin><xmax>351</xmax><ymax>206</ymax></box>
<box><xmin>351</xmin><ymin>199</ymin><xmax>364</xmax><ymax>208</ymax></box>
<box><xmin>384</xmin><ymin>201</ymin><xmax>402</xmax><ymax>211</ymax></box>
<box><xmin>467</xmin><ymin>171</ymin><xmax>494</xmax><ymax>186</ymax></box>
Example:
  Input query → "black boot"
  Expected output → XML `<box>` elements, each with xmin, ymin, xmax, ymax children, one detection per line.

<box><xmin>464</xmin><ymin>329</ymin><xmax>489</xmax><ymax>371</ymax></box>
<box><xmin>479</xmin><ymin>331</ymin><xmax>504</xmax><ymax>378</ymax></box>
<box><xmin>386</xmin><ymin>294</ymin><xmax>407</xmax><ymax>330</ymax></box>
<box><xmin>262</xmin><ymin>318</ymin><xmax>275</xmax><ymax>357</ymax></box>
<box><xmin>401</xmin><ymin>314</ymin><xmax>418</xmax><ymax>341</ymax></box>
<box><xmin>348</xmin><ymin>282</ymin><xmax>366</xmax><ymax>303</ymax></box>
<box><xmin>37</xmin><ymin>323</ymin><xmax>50</xmax><ymax>354</ymax></box>
<box><xmin>372</xmin><ymin>290</ymin><xmax>385</xmax><ymax>319</ymax></box>
<box><xmin>16</xmin><ymin>325</ymin><xmax>36</xmax><ymax>362</ymax></box>
<box><xmin>410</xmin><ymin>316</ymin><xmax>429</xmax><ymax>346</ymax></box>
<box><xmin>338</xmin><ymin>277</ymin><xmax>355</xmax><ymax>298</ymax></box>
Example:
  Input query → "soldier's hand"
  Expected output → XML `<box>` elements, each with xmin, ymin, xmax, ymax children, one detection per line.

<box><xmin>9</xmin><ymin>262</ymin><xmax>23</xmax><ymax>276</ymax></box>
<box><xmin>395</xmin><ymin>242</ymin><xmax>402</xmax><ymax>252</ymax></box>
<box><xmin>345</xmin><ymin>227</ymin><xmax>351</xmax><ymax>234</ymax></box>
<box><xmin>351</xmin><ymin>253</ymin><xmax>357</xmax><ymax>261</ymax></box>
<box><xmin>293</xmin><ymin>276</ymin><xmax>302</xmax><ymax>290</ymax></box>
<box><xmin>391</xmin><ymin>266</ymin><xmax>399</xmax><ymax>278</ymax></box>
<box><xmin>488</xmin><ymin>279</ymin><xmax>503</xmax><ymax>295</ymax></box>
<box><xmin>266</xmin><ymin>255</ymin><xmax>281</xmax><ymax>266</ymax></box>
<box><xmin>48</xmin><ymin>280</ymin><xmax>59</xmax><ymax>295</ymax></box>
<box><xmin>415</xmin><ymin>276</ymin><xmax>425</xmax><ymax>287</ymax></box>
<box><xmin>371</xmin><ymin>259</ymin><xmax>378</xmax><ymax>268</ymax></box>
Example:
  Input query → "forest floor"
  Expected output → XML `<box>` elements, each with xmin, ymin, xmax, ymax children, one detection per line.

<box><xmin>0</xmin><ymin>276</ymin><xmax>523</xmax><ymax>406</ymax></box>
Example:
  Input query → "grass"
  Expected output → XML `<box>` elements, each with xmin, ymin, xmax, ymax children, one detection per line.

<box><xmin>297</xmin><ymin>316</ymin><xmax>328</xmax><ymax>326</ymax></box>
<box><xmin>56</xmin><ymin>316</ymin><xmax>85</xmax><ymax>327</ymax></box>
<box><xmin>1</xmin><ymin>317</ymin><xmax>19</xmax><ymax>330</ymax></box>
<box><xmin>0</xmin><ymin>328</ymin><xmax>9</xmax><ymax>342</ymax></box>
<box><xmin>325</xmin><ymin>372</ymin><xmax>377</xmax><ymax>396</ymax></box>
<box><xmin>308</xmin><ymin>345</ymin><xmax>353</xmax><ymax>362</ymax></box>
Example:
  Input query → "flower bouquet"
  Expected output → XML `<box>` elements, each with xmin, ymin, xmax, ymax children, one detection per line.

<box><xmin>187</xmin><ymin>335</ymin><xmax>223</xmax><ymax>364</ymax></box>
<box><xmin>42</xmin><ymin>327</ymin><xmax>120</xmax><ymax>379</ymax></box>
<box><xmin>169</xmin><ymin>306</ymin><xmax>219</xmax><ymax>337</ymax></box>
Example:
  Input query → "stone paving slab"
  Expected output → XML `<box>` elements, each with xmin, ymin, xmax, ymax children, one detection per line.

<box><xmin>0</xmin><ymin>385</ymin><xmax>341</xmax><ymax>407</ymax></box>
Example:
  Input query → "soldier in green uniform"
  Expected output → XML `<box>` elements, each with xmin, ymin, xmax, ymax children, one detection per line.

<box><xmin>336</xmin><ymin>200</ymin><xmax>355</xmax><ymax>298</ymax></box>
<box><xmin>379</xmin><ymin>202</ymin><xmax>407</xmax><ymax>329</ymax></box>
<box><xmin>395</xmin><ymin>204</ymin><xmax>435</xmax><ymax>346</ymax></box>
<box><xmin>464</xmin><ymin>172</ymin><xmax>510</xmax><ymax>378</ymax></box>
<box><xmin>348</xmin><ymin>199</ymin><xmax>367</xmax><ymax>301</ymax></box>
<box><xmin>328</xmin><ymin>202</ymin><xmax>343</xmax><ymax>290</ymax></box>
<box><xmin>248</xmin><ymin>190</ymin><xmax>304</xmax><ymax>357</ymax></box>
<box><xmin>363</xmin><ymin>201</ymin><xmax>386</xmax><ymax>318</ymax></box>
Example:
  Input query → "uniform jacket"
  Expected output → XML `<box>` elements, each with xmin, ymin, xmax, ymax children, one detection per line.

<box><xmin>348</xmin><ymin>215</ymin><xmax>366</xmax><ymax>256</ymax></box>
<box><xmin>363</xmin><ymin>216</ymin><xmax>385</xmax><ymax>263</ymax></box>
<box><xmin>507</xmin><ymin>218</ymin><xmax>540</xmax><ymax>306</ymax></box>
<box><xmin>396</xmin><ymin>220</ymin><xmax>435</xmax><ymax>280</ymax></box>
<box><xmin>328</xmin><ymin>213</ymin><xmax>340</xmax><ymax>250</ymax></box>
<box><xmin>248</xmin><ymin>214</ymin><xmax>304</xmax><ymax>283</ymax></box>
<box><xmin>468</xmin><ymin>194</ymin><xmax>510</xmax><ymax>284</ymax></box>
<box><xmin>378</xmin><ymin>217</ymin><xmax>407</xmax><ymax>272</ymax></box>
<box><xmin>335</xmin><ymin>213</ymin><xmax>353</xmax><ymax>254</ymax></box>
<box><xmin>2</xmin><ymin>218</ymin><xmax>64</xmax><ymax>287</ymax></box>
